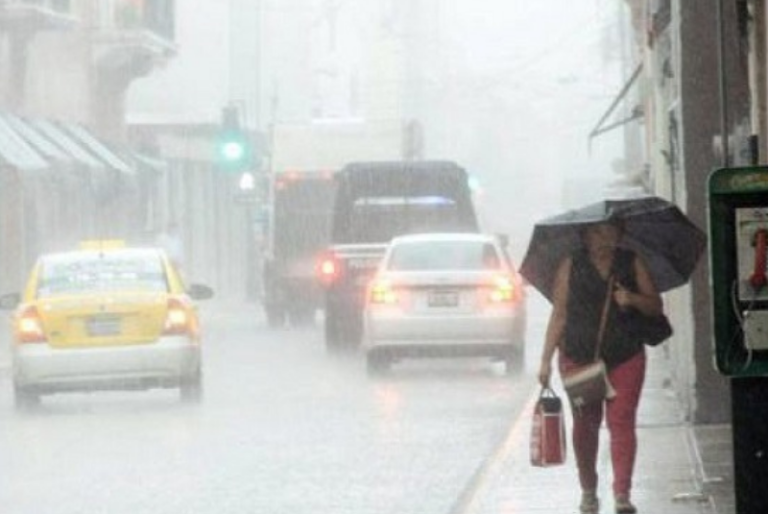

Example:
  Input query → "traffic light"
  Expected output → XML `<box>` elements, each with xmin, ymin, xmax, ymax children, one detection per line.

<box><xmin>216</xmin><ymin>106</ymin><xmax>252</xmax><ymax>172</ymax></box>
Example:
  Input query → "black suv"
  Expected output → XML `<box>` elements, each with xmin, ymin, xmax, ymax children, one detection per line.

<box><xmin>317</xmin><ymin>160</ymin><xmax>480</xmax><ymax>352</ymax></box>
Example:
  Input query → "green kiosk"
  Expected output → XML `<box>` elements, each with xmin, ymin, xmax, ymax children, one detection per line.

<box><xmin>709</xmin><ymin>166</ymin><xmax>768</xmax><ymax>512</ymax></box>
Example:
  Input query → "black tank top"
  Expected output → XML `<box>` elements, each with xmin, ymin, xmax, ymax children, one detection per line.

<box><xmin>563</xmin><ymin>247</ymin><xmax>643</xmax><ymax>367</ymax></box>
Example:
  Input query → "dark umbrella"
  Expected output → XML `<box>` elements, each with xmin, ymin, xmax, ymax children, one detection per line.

<box><xmin>519</xmin><ymin>196</ymin><xmax>707</xmax><ymax>301</ymax></box>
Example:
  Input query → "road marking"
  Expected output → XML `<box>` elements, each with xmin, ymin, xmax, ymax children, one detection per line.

<box><xmin>450</xmin><ymin>386</ymin><xmax>540</xmax><ymax>514</ymax></box>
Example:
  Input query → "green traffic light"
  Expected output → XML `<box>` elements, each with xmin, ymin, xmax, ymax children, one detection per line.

<box><xmin>221</xmin><ymin>140</ymin><xmax>245</xmax><ymax>162</ymax></box>
<box><xmin>215</xmin><ymin>130</ymin><xmax>252</xmax><ymax>171</ymax></box>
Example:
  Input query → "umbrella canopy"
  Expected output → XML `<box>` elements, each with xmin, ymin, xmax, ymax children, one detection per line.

<box><xmin>519</xmin><ymin>196</ymin><xmax>707</xmax><ymax>301</ymax></box>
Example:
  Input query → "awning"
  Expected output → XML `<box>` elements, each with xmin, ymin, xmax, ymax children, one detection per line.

<box><xmin>0</xmin><ymin>115</ymin><xmax>48</xmax><ymax>171</ymax></box>
<box><xmin>4</xmin><ymin>114</ymin><xmax>73</xmax><ymax>163</ymax></box>
<box><xmin>62</xmin><ymin>123</ymin><xmax>134</xmax><ymax>175</ymax></box>
<box><xmin>1</xmin><ymin>112</ymin><xmax>161</xmax><ymax>177</ymax></box>
<box><xmin>133</xmin><ymin>152</ymin><xmax>168</xmax><ymax>174</ymax></box>
<box><xmin>31</xmin><ymin>119</ymin><xmax>106</xmax><ymax>169</ymax></box>
<box><xmin>106</xmin><ymin>144</ymin><xmax>168</xmax><ymax>176</ymax></box>
<box><xmin>588</xmin><ymin>63</ymin><xmax>644</xmax><ymax>141</ymax></box>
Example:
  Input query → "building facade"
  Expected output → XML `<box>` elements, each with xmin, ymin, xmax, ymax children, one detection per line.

<box><xmin>616</xmin><ymin>0</ymin><xmax>759</xmax><ymax>424</ymax></box>
<box><xmin>0</xmin><ymin>0</ymin><xmax>175</xmax><ymax>291</ymax></box>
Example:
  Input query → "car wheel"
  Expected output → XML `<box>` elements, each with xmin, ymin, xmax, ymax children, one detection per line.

<box><xmin>14</xmin><ymin>383</ymin><xmax>40</xmax><ymax>412</ymax></box>
<box><xmin>289</xmin><ymin>307</ymin><xmax>315</xmax><ymax>327</ymax></box>
<box><xmin>324</xmin><ymin>310</ymin><xmax>345</xmax><ymax>354</ymax></box>
<box><xmin>324</xmin><ymin>306</ymin><xmax>359</xmax><ymax>354</ymax></box>
<box><xmin>180</xmin><ymin>370</ymin><xmax>203</xmax><ymax>403</ymax></box>
<box><xmin>265</xmin><ymin>305</ymin><xmax>286</xmax><ymax>328</ymax></box>
<box><xmin>502</xmin><ymin>345</ymin><xmax>525</xmax><ymax>376</ymax></box>
<box><xmin>511</xmin><ymin>307</ymin><xmax>527</xmax><ymax>346</ymax></box>
<box><xmin>366</xmin><ymin>351</ymin><xmax>391</xmax><ymax>377</ymax></box>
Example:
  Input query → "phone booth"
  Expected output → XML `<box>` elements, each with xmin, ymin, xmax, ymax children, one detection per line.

<box><xmin>708</xmin><ymin>166</ymin><xmax>768</xmax><ymax>512</ymax></box>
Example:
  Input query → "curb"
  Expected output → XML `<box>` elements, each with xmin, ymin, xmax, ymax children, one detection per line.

<box><xmin>449</xmin><ymin>387</ymin><xmax>539</xmax><ymax>514</ymax></box>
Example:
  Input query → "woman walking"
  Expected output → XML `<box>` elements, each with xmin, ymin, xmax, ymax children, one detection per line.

<box><xmin>537</xmin><ymin>221</ymin><xmax>663</xmax><ymax>514</ymax></box>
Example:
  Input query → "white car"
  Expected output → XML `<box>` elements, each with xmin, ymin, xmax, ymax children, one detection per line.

<box><xmin>362</xmin><ymin>233</ymin><xmax>527</xmax><ymax>375</ymax></box>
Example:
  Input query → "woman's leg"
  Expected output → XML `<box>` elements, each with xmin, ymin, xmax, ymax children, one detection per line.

<box><xmin>573</xmin><ymin>402</ymin><xmax>603</xmax><ymax>492</ymax></box>
<box><xmin>560</xmin><ymin>356</ymin><xmax>604</xmax><ymax>492</ymax></box>
<box><xmin>606</xmin><ymin>350</ymin><xmax>646</xmax><ymax>499</ymax></box>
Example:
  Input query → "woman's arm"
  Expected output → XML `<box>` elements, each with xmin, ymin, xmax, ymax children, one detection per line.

<box><xmin>538</xmin><ymin>257</ymin><xmax>570</xmax><ymax>387</ymax></box>
<box><xmin>614</xmin><ymin>255</ymin><xmax>663</xmax><ymax>316</ymax></box>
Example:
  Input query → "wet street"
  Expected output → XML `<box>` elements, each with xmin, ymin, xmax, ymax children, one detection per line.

<box><xmin>0</xmin><ymin>295</ymin><xmax>551</xmax><ymax>514</ymax></box>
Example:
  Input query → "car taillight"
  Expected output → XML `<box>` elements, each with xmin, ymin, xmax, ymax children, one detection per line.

<box><xmin>17</xmin><ymin>306</ymin><xmax>46</xmax><ymax>343</ymax></box>
<box><xmin>489</xmin><ymin>275</ymin><xmax>515</xmax><ymax>302</ymax></box>
<box><xmin>369</xmin><ymin>280</ymin><xmax>398</xmax><ymax>304</ymax></box>
<box><xmin>163</xmin><ymin>298</ymin><xmax>192</xmax><ymax>335</ymax></box>
<box><xmin>317</xmin><ymin>253</ymin><xmax>342</xmax><ymax>284</ymax></box>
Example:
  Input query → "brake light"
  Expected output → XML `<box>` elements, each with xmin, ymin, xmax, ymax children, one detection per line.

<box><xmin>489</xmin><ymin>275</ymin><xmax>515</xmax><ymax>302</ymax></box>
<box><xmin>317</xmin><ymin>253</ymin><xmax>342</xmax><ymax>284</ymax></box>
<box><xmin>17</xmin><ymin>306</ymin><xmax>46</xmax><ymax>343</ymax></box>
<box><xmin>369</xmin><ymin>280</ymin><xmax>398</xmax><ymax>304</ymax></box>
<box><xmin>163</xmin><ymin>298</ymin><xmax>192</xmax><ymax>335</ymax></box>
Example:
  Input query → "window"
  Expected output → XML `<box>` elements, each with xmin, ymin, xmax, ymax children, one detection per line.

<box><xmin>388</xmin><ymin>241</ymin><xmax>500</xmax><ymax>271</ymax></box>
<box><xmin>37</xmin><ymin>252</ymin><xmax>168</xmax><ymax>297</ymax></box>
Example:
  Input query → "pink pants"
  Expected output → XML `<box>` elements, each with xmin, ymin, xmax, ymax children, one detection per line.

<box><xmin>559</xmin><ymin>350</ymin><xmax>646</xmax><ymax>497</ymax></box>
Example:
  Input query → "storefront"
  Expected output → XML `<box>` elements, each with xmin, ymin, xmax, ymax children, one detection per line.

<box><xmin>0</xmin><ymin>113</ymin><xmax>160</xmax><ymax>290</ymax></box>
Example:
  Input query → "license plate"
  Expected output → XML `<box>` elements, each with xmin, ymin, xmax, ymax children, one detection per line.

<box><xmin>428</xmin><ymin>290</ymin><xmax>459</xmax><ymax>307</ymax></box>
<box><xmin>87</xmin><ymin>316</ymin><xmax>121</xmax><ymax>336</ymax></box>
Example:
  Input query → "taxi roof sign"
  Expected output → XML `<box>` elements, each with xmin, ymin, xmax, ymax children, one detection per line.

<box><xmin>79</xmin><ymin>239</ymin><xmax>126</xmax><ymax>250</ymax></box>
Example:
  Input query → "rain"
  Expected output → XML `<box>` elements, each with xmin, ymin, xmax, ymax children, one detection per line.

<box><xmin>0</xmin><ymin>1</ymin><xmax>735</xmax><ymax>514</ymax></box>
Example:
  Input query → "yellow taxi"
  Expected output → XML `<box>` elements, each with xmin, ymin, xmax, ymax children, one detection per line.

<box><xmin>0</xmin><ymin>241</ymin><xmax>214</xmax><ymax>410</ymax></box>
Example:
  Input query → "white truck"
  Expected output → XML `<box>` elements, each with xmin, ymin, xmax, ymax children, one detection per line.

<box><xmin>261</xmin><ymin>119</ymin><xmax>406</xmax><ymax>327</ymax></box>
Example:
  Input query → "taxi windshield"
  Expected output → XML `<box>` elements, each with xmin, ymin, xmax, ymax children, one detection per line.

<box><xmin>36</xmin><ymin>251</ymin><xmax>168</xmax><ymax>297</ymax></box>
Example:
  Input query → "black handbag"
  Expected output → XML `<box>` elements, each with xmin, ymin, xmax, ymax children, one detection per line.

<box><xmin>630</xmin><ymin>312</ymin><xmax>673</xmax><ymax>347</ymax></box>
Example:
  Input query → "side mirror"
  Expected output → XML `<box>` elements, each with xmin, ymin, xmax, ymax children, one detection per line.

<box><xmin>187</xmin><ymin>284</ymin><xmax>214</xmax><ymax>301</ymax></box>
<box><xmin>0</xmin><ymin>292</ymin><xmax>21</xmax><ymax>310</ymax></box>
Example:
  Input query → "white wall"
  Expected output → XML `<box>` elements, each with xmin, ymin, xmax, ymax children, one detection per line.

<box><xmin>126</xmin><ymin>0</ymin><xmax>230</xmax><ymax>124</ymax></box>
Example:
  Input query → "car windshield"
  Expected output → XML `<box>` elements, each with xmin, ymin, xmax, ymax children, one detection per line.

<box><xmin>37</xmin><ymin>252</ymin><xmax>168</xmax><ymax>297</ymax></box>
<box><xmin>347</xmin><ymin>196</ymin><xmax>462</xmax><ymax>243</ymax></box>
<box><xmin>387</xmin><ymin>240</ymin><xmax>501</xmax><ymax>271</ymax></box>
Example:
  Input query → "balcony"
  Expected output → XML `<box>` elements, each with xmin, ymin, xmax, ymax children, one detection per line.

<box><xmin>0</xmin><ymin>0</ymin><xmax>78</xmax><ymax>31</ymax></box>
<box><xmin>91</xmin><ymin>0</ymin><xmax>176</xmax><ymax>79</ymax></box>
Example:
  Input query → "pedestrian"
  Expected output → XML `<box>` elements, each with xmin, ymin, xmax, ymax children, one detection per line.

<box><xmin>156</xmin><ymin>221</ymin><xmax>185</xmax><ymax>275</ymax></box>
<box><xmin>537</xmin><ymin>220</ymin><xmax>663</xmax><ymax>514</ymax></box>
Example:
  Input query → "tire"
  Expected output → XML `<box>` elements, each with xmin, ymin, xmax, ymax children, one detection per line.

<box><xmin>180</xmin><ymin>370</ymin><xmax>203</xmax><ymax>403</ymax></box>
<box><xmin>324</xmin><ymin>312</ymin><xmax>348</xmax><ymax>354</ymax></box>
<box><xmin>502</xmin><ymin>345</ymin><xmax>525</xmax><ymax>376</ymax></box>
<box><xmin>366</xmin><ymin>351</ymin><xmax>391</xmax><ymax>377</ymax></box>
<box><xmin>512</xmin><ymin>304</ymin><xmax>528</xmax><ymax>346</ymax></box>
<box><xmin>14</xmin><ymin>383</ymin><xmax>40</xmax><ymax>412</ymax></box>
<box><xmin>265</xmin><ymin>305</ymin><xmax>285</xmax><ymax>328</ymax></box>
<box><xmin>324</xmin><ymin>304</ymin><xmax>360</xmax><ymax>354</ymax></box>
<box><xmin>288</xmin><ymin>307</ymin><xmax>315</xmax><ymax>327</ymax></box>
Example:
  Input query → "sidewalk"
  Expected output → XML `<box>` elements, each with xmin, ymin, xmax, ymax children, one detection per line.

<box><xmin>462</xmin><ymin>346</ymin><xmax>736</xmax><ymax>514</ymax></box>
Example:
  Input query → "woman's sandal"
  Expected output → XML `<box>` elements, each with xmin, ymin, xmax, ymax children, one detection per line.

<box><xmin>614</xmin><ymin>496</ymin><xmax>637</xmax><ymax>514</ymax></box>
<box><xmin>580</xmin><ymin>491</ymin><xmax>600</xmax><ymax>513</ymax></box>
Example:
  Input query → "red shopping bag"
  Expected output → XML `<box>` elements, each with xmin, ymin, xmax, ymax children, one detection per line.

<box><xmin>530</xmin><ymin>387</ymin><xmax>567</xmax><ymax>467</ymax></box>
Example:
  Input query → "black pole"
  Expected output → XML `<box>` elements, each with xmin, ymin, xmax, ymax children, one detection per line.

<box><xmin>732</xmin><ymin>378</ymin><xmax>768</xmax><ymax>513</ymax></box>
<box><xmin>716</xmin><ymin>0</ymin><xmax>730</xmax><ymax>166</ymax></box>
